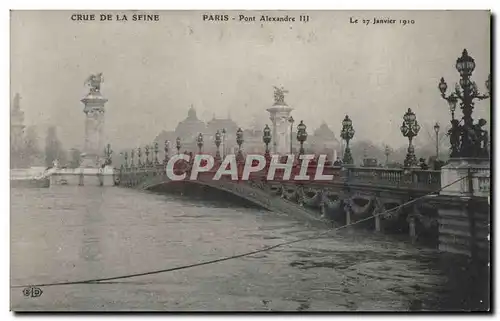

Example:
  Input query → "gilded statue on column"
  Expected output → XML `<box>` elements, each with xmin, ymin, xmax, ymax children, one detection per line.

<box><xmin>84</xmin><ymin>73</ymin><xmax>104</xmax><ymax>93</ymax></box>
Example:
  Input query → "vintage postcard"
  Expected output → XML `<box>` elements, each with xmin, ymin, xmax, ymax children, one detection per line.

<box><xmin>10</xmin><ymin>10</ymin><xmax>491</xmax><ymax>312</ymax></box>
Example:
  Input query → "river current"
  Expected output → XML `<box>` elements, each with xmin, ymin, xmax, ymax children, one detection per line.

<box><xmin>10</xmin><ymin>185</ymin><xmax>489</xmax><ymax>311</ymax></box>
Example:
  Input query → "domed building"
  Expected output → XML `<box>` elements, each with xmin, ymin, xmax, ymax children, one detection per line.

<box><xmin>174</xmin><ymin>105</ymin><xmax>207</xmax><ymax>140</ymax></box>
<box><xmin>154</xmin><ymin>106</ymin><xmax>242</xmax><ymax>155</ymax></box>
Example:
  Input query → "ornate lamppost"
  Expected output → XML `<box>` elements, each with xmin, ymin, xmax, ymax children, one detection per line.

<box><xmin>154</xmin><ymin>142</ymin><xmax>159</xmax><ymax>165</ymax></box>
<box><xmin>104</xmin><ymin>144</ymin><xmax>113</xmax><ymax>166</ymax></box>
<box><xmin>384</xmin><ymin>145</ymin><xmax>391</xmax><ymax>166</ymax></box>
<box><xmin>164</xmin><ymin>140</ymin><xmax>170</xmax><ymax>164</ymax></box>
<box><xmin>296</xmin><ymin>120</ymin><xmax>307</xmax><ymax>156</ymax></box>
<box><xmin>137</xmin><ymin>147</ymin><xmax>142</xmax><ymax>167</ymax></box>
<box><xmin>438</xmin><ymin>49</ymin><xmax>491</xmax><ymax>158</ymax></box>
<box><xmin>400</xmin><ymin>108</ymin><xmax>421</xmax><ymax>167</ymax></box>
<box><xmin>214</xmin><ymin>130</ymin><xmax>222</xmax><ymax>161</ymax></box>
<box><xmin>263</xmin><ymin>124</ymin><xmax>272</xmax><ymax>157</ymax></box>
<box><xmin>236</xmin><ymin>128</ymin><xmax>244</xmax><ymax>161</ymax></box>
<box><xmin>433</xmin><ymin>122</ymin><xmax>440</xmax><ymax>159</ymax></box>
<box><xmin>176</xmin><ymin>137</ymin><xmax>181</xmax><ymax>155</ymax></box>
<box><xmin>340</xmin><ymin>115</ymin><xmax>355</xmax><ymax>164</ymax></box>
<box><xmin>288</xmin><ymin>116</ymin><xmax>294</xmax><ymax>154</ymax></box>
<box><xmin>221</xmin><ymin>128</ymin><xmax>227</xmax><ymax>158</ymax></box>
<box><xmin>197</xmin><ymin>133</ymin><xmax>204</xmax><ymax>154</ymax></box>
<box><xmin>145</xmin><ymin>145</ymin><xmax>150</xmax><ymax>166</ymax></box>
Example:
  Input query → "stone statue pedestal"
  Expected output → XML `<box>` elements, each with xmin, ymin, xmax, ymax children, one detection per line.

<box><xmin>435</xmin><ymin>157</ymin><xmax>490</xmax><ymax>259</ymax></box>
<box><xmin>49</xmin><ymin>75</ymin><xmax>115</xmax><ymax>187</ymax></box>
<box><xmin>81</xmin><ymin>90</ymin><xmax>108</xmax><ymax>168</ymax></box>
<box><xmin>267</xmin><ymin>104</ymin><xmax>293</xmax><ymax>155</ymax></box>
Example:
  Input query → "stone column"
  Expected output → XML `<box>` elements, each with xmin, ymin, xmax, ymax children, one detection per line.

<box><xmin>271</xmin><ymin>114</ymin><xmax>278</xmax><ymax>154</ymax></box>
<box><xmin>80</xmin><ymin>89</ymin><xmax>108</xmax><ymax>167</ymax></box>
<box><xmin>267</xmin><ymin>105</ymin><xmax>293</xmax><ymax>155</ymax></box>
<box><xmin>437</xmin><ymin>157</ymin><xmax>490</xmax><ymax>259</ymax></box>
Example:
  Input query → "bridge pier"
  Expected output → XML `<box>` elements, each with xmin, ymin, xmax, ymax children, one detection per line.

<box><xmin>408</xmin><ymin>216</ymin><xmax>417</xmax><ymax>244</ymax></box>
<box><xmin>345</xmin><ymin>205</ymin><xmax>351</xmax><ymax>226</ymax></box>
<box><xmin>375</xmin><ymin>215</ymin><xmax>383</xmax><ymax>233</ymax></box>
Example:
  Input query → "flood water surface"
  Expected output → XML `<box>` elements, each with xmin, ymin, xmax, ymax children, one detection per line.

<box><xmin>10</xmin><ymin>186</ymin><xmax>489</xmax><ymax>311</ymax></box>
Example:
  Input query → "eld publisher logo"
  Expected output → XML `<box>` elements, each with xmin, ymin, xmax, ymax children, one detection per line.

<box><xmin>23</xmin><ymin>286</ymin><xmax>43</xmax><ymax>298</ymax></box>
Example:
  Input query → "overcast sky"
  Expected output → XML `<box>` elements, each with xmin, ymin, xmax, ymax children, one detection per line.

<box><xmin>11</xmin><ymin>10</ymin><xmax>491</xmax><ymax>151</ymax></box>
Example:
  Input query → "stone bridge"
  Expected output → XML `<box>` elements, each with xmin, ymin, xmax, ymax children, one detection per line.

<box><xmin>115</xmin><ymin>157</ymin><xmax>444</xmax><ymax>243</ymax></box>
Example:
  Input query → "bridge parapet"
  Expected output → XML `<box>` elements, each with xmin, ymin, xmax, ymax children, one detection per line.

<box><xmin>117</xmin><ymin>155</ymin><xmax>442</xmax><ymax>193</ymax></box>
<box><xmin>339</xmin><ymin>166</ymin><xmax>441</xmax><ymax>192</ymax></box>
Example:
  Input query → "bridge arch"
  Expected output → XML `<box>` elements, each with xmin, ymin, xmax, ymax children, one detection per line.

<box><xmin>139</xmin><ymin>174</ymin><xmax>329</xmax><ymax>226</ymax></box>
<box><xmin>147</xmin><ymin>179</ymin><xmax>270</xmax><ymax>210</ymax></box>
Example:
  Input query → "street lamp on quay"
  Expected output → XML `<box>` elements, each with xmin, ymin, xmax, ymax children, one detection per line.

<box><xmin>296</xmin><ymin>120</ymin><xmax>307</xmax><ymax>156</ymax></box>
<box><xmin>137</xmin><ymin>147</ymin><xmax>142</xmax><ymax>167</ymax></box>
<box><xmin>221</xmin><ymin>128</ymin><xmax>227</xmax><ymax>158</ymax></box>
<box><xmin>197</xmin><ymin>133</ymin><xmax>204</xmax><ymax>154</ymax></box>
<box><xmin>214</xmin><ymin>130</ymin><xmax>222</xmax><ymax>161</ymax></box>
<box><xmin>123</xmin><ymin>151</ymin><xmax>128</xmax><ymax>168</ymax></box>
<box><xmin>236</xmin><ymin>128</ymin><xmax>244</xmax><ymax>161</ymax></box>
<box><xmin>145</xmin><ymin>145</ymin><xmax>150</xmax><ymax>166</ymax></box>
<box><xmin>433</xmin><ymin>122</ymin><xmax>440</xmax><ymax>159</ymax></box>
<box><xmin>176</xmin><ymin>137</ymin><xmax>181</xmax><ymax>155</ymax></box>
<box><xmin>164</xmin><ymin>140</ymin><xmax>170</xmax><ymax>164</ymax></box>
<box><xmin>384</xmin><ymin>145</ymin><xmax>392</xmax><ymax>166</ymax></box>
<box><xmin>400</xmin><ymin>108</ymin><xmax>421</xmax><ymax>167</ymax></box>
<box><xmin>340</xmin><ymin>115</ymin><xmax>355</xmax><ymax>165</ymax></box>
<box><xmin>153</xmin><ymin>142</ymin><xmax>159</xmax><ymax>165</ymax></box>
<box><xmin>288</xmin><ymin>116</ymin><xmax>294</xmax><ymax>154</ymax></box>
<box><xmin>438</xmin><ymin>49</ymin><xmax>491</xmax><ymax>158</ymax></box>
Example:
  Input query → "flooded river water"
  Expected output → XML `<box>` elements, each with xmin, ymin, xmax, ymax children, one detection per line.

<box><xmin>10</xmin><ymin>185</ymin><xmax>489</xmax><ymax>311</ymax></box>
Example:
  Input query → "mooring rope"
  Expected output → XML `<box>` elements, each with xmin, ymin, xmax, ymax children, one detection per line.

<box><xmin>11</xmin><ymin>176</ymin><xmax>467</xmax><ymax>289</ymax></box>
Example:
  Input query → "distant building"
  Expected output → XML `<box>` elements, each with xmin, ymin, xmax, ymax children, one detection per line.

<box><xmin>206</xmin><ymin>114</ymin><xmax>238</xmax><ymax>138</ymax></box>
<box><xmin>11</xmin><ymin>93</ymin><xmax>25</xmax><ymax>152</ymax></box>
<box><xmin>242</xmin><ymin>129</ymin><xmax>266</xmax><ymax>154</ymax></box>
<box><xmin>153</xmin><ymin>108</ymin><xmax>341</xmax><ymax>160</ymax></box>
<box><xmin>11</xmin><ymin>93</ymin><xmax>29</xmax><ymax>168</ymax></box>
<box><xmin>154</xmin><ymin>106</ymin><xmax>241</xmax><ymax>155</ymax></box>
<box><xmin>306</xmin><ymin>121</ymin><xmax>341</xmax><ymax>160</ymax></box>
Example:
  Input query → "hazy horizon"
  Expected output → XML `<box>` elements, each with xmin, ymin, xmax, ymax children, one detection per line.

<box><xmin>10</xmin><ymin>10</ymin><xmax>491</xmax><ymax>151</ymax></box>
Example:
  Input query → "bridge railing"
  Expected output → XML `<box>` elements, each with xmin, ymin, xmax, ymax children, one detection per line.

<box><xmin>344</xmin><ymin>167</ymin><xmax>441</xmax><ymax>191</ymax></box>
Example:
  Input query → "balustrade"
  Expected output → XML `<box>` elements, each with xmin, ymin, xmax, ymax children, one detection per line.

<box><xmin>117</xmin><ymin>152</ymin><xmax>445</xmax><ymax>192</ymax></box>
<box><xmin>346</xmin><ymin>166</ymin><xmax>441</xmax><ymax>191</ymax></box>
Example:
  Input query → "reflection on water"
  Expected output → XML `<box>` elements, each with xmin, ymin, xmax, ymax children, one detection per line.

<box><xmin>10</xmin><ymin>186</ymin><xmax>489</xmax><ymax>311</ymax></box>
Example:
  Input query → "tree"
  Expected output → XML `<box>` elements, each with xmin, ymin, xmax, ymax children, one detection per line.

<box><xmin>23</xmin><ymin>125</ymin><xmax>45</xmax><ymax>166</ymax></box>
<box><xmin>25</xmin><ymin>126</ymin><xmax>39</xmax><ymax>155</ymax></box>
<box><xmin>69</xmin><ymin>148</ymin><xmax>82</xmax><ymax>168</ymax></box>
<box><xmin>350</xmin><ymin>140</ymin><xmax>387</xmax><ymax>165</ymax></box>
<box><xmin>45</xmin><ymin>126</ymin><xmax>66</xmax><ymax>167</ymax></box>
